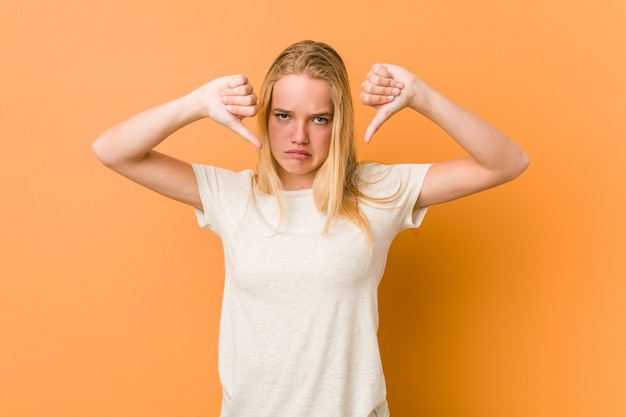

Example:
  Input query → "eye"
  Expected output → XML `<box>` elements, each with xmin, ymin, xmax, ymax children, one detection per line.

<box><xmin>313</xmin><ymin>116</ymin><xmax>329</xmax><ymax>125</ymax></box>
<box><xmin>275</xmin><ymin>113</ymin><xmax>290</xmax><ymax>121</ymax></box>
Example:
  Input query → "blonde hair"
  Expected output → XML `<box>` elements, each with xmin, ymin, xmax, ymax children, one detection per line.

<box><xmin>254</xmin><ymin>40</ymin><xmax>371</xmax><ymax>240</ymax></box>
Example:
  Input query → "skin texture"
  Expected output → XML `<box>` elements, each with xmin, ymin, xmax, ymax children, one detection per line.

<box><xmin>267</xmin><ymin>74</ymin><xmax>334</xmax><ymax>190</ymax></box>
<box><xmin>92</xmin><ymin>62</ymin><xmax>529</xmax><ymax>211</ymax></box>
<box><xmin>360</xmin><ymin>63</ymin><xmax>529</xmax><ymax>208</ymax></box>
<box><xmin>92</xmin><ymin>75</ymin><xmax>258</xmax><ymax>209</ymax></box>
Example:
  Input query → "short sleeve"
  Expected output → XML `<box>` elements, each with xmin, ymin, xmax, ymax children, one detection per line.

<box><xmin>191</xmin><ymin>164</ymin><xmax>255</xmax><ymax>233</ymax></box>
<box><xmin>360</xmin><ymin>163</ymin><xmax>433</xmax><ymax>231</ymax></box>
<box><xmin>397</xmin><ymin>163</ymin><xmax>432</xmax><ymax>229</ymax></box>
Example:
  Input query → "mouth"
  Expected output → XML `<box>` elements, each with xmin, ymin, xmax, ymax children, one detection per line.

<box><xmin>286</xmin><ymin>149</ymin><xmax>311</xmax><ymax>158</ymax></box>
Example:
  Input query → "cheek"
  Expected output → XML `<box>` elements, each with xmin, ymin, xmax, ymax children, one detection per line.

<box><xmin>267</xmin><ymin>118</ymin><xmax>277</xmax><ymax>138</ymax></box>
<box><xmin>317</xmin><ymin>130</ymin><xmax>332</xmax><ymax>157</ymax></box>
<box><xmin>267</xmin><ymin>118</ymin><xmax>287</xmax><ymax>142</ymax></box>
<box><xmin>267</xmin><ymin>119</ymin><xmax>280</xmax><ymax>150</ymax></box>
<box><xmin>267</xmin><ymin>122</ymin><xmax>283</xmax><ymax>158</ymax></box>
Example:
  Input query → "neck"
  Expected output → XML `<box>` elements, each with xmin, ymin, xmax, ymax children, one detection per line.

<box><xmin>278</xmin><ymin>170</ymin><xmax>316</xmax><ymax>191</ymax></box>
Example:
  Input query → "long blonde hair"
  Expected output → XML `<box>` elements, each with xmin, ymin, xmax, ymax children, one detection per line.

<box><xmin>255</xmin><ymin>40</ymin><xmax>371</xmax><ymax>240</ymax></box>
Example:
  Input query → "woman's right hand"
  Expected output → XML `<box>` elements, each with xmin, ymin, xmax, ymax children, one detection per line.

<box><xmin>195</xmin><ymin>74</ymin><xmax>261</xmax><ymax>148</ymax></box>
<box><xmin>93</xmin><ymin>73</ymin><xmax>261</xmax><ymax>209</ymax></box>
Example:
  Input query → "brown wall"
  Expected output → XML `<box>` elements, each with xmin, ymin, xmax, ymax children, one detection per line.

<box><xmin>2</xmin><ymin>1</ymin><xmax>624</xmax><ymax>416</ymax></box>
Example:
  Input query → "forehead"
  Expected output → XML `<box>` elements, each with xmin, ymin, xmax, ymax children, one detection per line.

<box><xmin>271</xmin><ymin>74</ymin><xmax>333</xmax><ymax>112</ymax></box>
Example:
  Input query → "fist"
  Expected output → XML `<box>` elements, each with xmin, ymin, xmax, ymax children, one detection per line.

<box><xmin>196</xmin><ymin>75</ymin><xmax>261</xmax><ymax>148</ymax></box>
<box><xmin>360</xmin><ymin>63</ymin><xmax>422</xmax><ymax>143</ymax></box>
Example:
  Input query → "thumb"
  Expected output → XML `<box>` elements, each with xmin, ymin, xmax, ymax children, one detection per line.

<box><xmin>225</xmin><ymin>118</ymin><xmax>262</xmax><ymax>149</ymax></box>
<box><xmin>364</xmin><ymin>108</ymin><xmax>393</xmax><ymax>144</ymax></box>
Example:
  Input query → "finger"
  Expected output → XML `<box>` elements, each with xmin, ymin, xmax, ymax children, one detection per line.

<box><xmin>367</xmin><ymin>74</ymin><xmax>404</xmax><ymax>90</ymax></box>
<box><xmin>361</xmin><ymin>81</ymin><xmax>401</xmax><ymax>97</ymax></box>
<box><xmin>224</xmin><ymin>118</ymin><xmax>262</xmax><ymax>149</ymax></box>
<box><xmin>239</xmin><ymin>128</ymin><xmax>262</xmax><ymax>149</ymax></box>
<box><xmin>225</xmin><ymin>103</ymin><xmax>258</xmax><ymax>118</ymax></box>
<box><xmin>222</xmin><ymin>83</ymin><xmax>254</xmax><ymax>98</ymax></box>
<box><xmin>227</xmin><ymin>74</ymin><xmax>249</xmax><ymax>89</ymax></box>
<box><xmin>364</xmin><ymin>109</ymin><xmax>393</xmax><ymax>144</ymax></box>
<box><xmin>359</xmin><ymin>91</ymin><xmax>396</xmax><ymax>106</ymax></box>
<box><xmin>221</xmin><ymin>91</ymin><xmax>258</xmax><ymax>106</ymax></box>
<box><xmin>372</xmin><ymin>63</ymin><xmax>392</xmax><ymax>78</ymax></box>
<box><xmin>367</xmin><ymin>65</ymin><xmax>404</xmax><ymax>89</ymax></box>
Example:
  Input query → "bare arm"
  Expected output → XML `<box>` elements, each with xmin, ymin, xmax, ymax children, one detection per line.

<box><xmin>92</xmin><ymin>75</ymin><xmax>259</xmax><ymax>209</ymax></box>
<box><xmin>360</xmin><ymin>64</ymin><xmax>530</xmax><ymax>208</ymax></box>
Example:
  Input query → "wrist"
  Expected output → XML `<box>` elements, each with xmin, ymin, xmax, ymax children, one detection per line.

<box><xmin>408</xmin><ymin>81</ymin><xmax>438</xmax><ymax>116</ymax></box>
<box><xmin>183</xmin><ymin>88</ymin><xmax>212</xmax><ymax>120</ymax></box>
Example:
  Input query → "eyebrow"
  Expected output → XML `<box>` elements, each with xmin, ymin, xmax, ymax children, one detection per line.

<box><xmin>272</xmin><ymin>108</ymin><xmax>334</xmax><ymax>118</ymax></box>
<box><xmin>313</xmin><ymin>112</ymin><xmax>334</xmax><ymax>118</ymax></box>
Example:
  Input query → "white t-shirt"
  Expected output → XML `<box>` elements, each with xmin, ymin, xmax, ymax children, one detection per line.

<box><xmin>192</xmin><ymin>163</ymin><xmax>431</xmax><ymax>417</ymax></box>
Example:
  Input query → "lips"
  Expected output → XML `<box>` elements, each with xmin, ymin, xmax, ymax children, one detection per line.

<box><xmin>286</xmin><ymin>149</ymin><xmax>311</xmax><ymax>158</ymax></box>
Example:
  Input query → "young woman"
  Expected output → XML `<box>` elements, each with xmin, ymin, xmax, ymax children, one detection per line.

<box><xmin>93</xmin><ymin>40</ymin><xmax>528</xmax><ymax>417</ymax></box>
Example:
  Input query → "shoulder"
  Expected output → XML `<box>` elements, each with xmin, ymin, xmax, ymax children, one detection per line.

<box><xmin>358</xmin><ymin>163</ymin><xmax>433</xmax><ymax>230</ymax></box>
<box><xmin>359</xmin><ymin>162</ymin><xmax>432</xmax><ymax>188</ymax></box>
<box><xmin>192</xmin><ymin>164</ymin><xmax>254</xmax><ymax>182</ymax></box>
<box><xmin>191</xmin><ymin>164</ymin><xmax>255</xmax><ymax>196</ymax></box>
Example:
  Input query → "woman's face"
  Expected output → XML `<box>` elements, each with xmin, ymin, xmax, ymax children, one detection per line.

<box><xmin>268</xmin><ymin>74</ymin><xmax>333</xmax><ymax>190</ymax></box>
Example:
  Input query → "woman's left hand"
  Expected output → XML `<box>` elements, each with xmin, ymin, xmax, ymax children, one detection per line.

<box><xmin>361</xmin><ymin>64</ymin><xmax>529</xmax><ymax>208</ymax></box>
<box><xmin>360</xmin><ymin>63</ymin><xmax>429</xmax><ymax>143</ymax></box>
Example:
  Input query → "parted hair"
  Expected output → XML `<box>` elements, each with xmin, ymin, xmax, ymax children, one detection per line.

<box><xmin>254</xmin><ymin>40</ymin><xmax>371</xmax><ymax>240</ymax></box>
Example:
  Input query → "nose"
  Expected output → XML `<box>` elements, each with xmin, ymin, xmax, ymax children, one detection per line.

<box><xmin>291</xmin><ymin>120</ymin><xmax>309</xmax><ymax>144</ymax></box>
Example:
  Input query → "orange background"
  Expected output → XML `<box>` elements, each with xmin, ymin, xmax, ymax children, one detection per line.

<box><xmin>2</xmin><ymin>1</ymin><xmax>625</xmax><ymax>416</ymax></box>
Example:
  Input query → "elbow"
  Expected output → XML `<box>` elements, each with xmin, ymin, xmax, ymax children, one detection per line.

<box><xmin>92</xmin><ymin>135</ymin><xmax>111</xmax><ymax>167</ymax></box>
<box><xmin>92</xmin><ymin>133</ymin><xmax>123</xmax><ymax>169</ymax></box>
<box><xmin>516</xmin><ymin>150</ymin><xmax>531</xmax><ymax>177</ymax></box>
<box><xmin>506</xmin><ymin>149</ymin><xmax>530</xmax><ymax>181</ymax></box>
<box><xmin>92</xmin><ymin>132</ymin><xmax>147</xmax><ymax>174</ymax></box>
